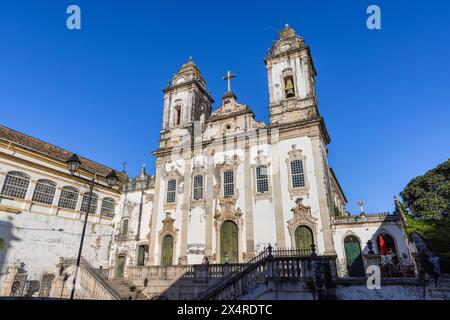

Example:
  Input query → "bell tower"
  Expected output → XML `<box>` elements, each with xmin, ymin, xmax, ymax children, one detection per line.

<box><xmin>264</xmin><ymin>24</ymin><xmax>319</xmax><ymax>126</ymax></box>
<box><xmin>159</xmin><ymin>57</ymin><xmax>214</xmax><ymax>148</ymax></box>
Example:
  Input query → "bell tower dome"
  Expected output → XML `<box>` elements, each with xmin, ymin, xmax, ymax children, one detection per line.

<box><xmin>264</xmin><ymin>24</ymin><xmax>319</xmax><ymax>127</ymax></box>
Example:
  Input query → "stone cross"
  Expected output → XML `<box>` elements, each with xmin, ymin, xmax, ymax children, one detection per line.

<box><xmin>223</xmin><ymin>70</ymin><xmax>236</xmax><ymax>92</ymax></box>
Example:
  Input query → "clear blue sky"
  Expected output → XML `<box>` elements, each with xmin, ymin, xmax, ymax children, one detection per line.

<box><xmin>1</xmin><ymin>1</ymin><xmax>449</xmax><ymax>213</ymax></box>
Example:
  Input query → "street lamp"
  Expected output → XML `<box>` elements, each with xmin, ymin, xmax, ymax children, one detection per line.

<box><xmin>65</xmin><ymin>153</ymin><xmax>119</xmax><ymax>300</ymax></box>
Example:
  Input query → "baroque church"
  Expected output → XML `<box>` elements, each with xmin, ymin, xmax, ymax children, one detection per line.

<box><xmin>0</xmin><ymin>25</ymin><xmax>419</xmax><ymax>300</ymax></box>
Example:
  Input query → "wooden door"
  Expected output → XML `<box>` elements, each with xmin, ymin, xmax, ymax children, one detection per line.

<box><xmin>220</xmin><ymin>221</ymin><xmax>238</xmax><ymax>263</ymax></box>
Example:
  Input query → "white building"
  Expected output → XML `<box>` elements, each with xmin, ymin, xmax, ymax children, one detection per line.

<box><xmin>0</xmin><ymin>24</ymin><xmax>413</xmax><ymax>298</ymax></box>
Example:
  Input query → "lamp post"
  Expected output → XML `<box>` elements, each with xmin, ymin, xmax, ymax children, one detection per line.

<box><xmin>66</xmin><ymin>153</ymin><xmax>118</xmax><ymax>300</ymax></box>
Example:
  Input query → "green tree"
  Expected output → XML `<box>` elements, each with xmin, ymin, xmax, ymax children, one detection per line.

<box><xmin>400</xmin><ymin>159</ymin><xmax>450</xmax><ymax>220</ymax></box>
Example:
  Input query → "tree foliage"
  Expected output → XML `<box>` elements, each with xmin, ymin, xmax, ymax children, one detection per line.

<box><xmin>400</xmin><ymin>158</ymin><xmax>450</xmax><ymax>220</ymax></box>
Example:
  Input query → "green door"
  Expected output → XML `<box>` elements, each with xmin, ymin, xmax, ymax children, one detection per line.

<box><xmin>295</xmin><ymin>226</ymin><xmax>313</xmax><ymax>251</ymax></box>
<box><xmin>116</xmin><ymin>256</ymin><xmax>126</xmax><ymax>278</ymax></box>
<box><xmin>161</xmin><ymin>235</ymin><xmax>174</xmax><ymax>266</ymax></box>
<box><xmin>344</xmin><ymin>235</ymin><xmax>365</xmax><ymax>277</ymax></box>
<box><xmin>220</xmin><ymin>221</ymin><xmax>238</xmax><ymax>263</ymax></box>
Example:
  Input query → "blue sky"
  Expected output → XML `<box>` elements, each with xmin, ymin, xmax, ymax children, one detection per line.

<box><xmin>1</xmin><ymin>1</ymin><xmax>449</xmax><ymax>213</ymax></box>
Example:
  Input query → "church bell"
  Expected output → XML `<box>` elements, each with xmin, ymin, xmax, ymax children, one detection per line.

<box><xmin>285</xmin><ymin>77</ymin><xmax>295</xmax><ymax>98</ymax></box>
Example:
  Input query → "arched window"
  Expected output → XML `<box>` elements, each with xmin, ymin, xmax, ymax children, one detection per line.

<box><xmin>166</xmin><ymin>179</ymin><xmax>176</xmax><ymax>203</ymax></box>
<box><xmin>290</xmin><ymin>159</ymin><xmax>305</xmax><ymax>188</ymax></box>
<box><xmin>1</xmin><ymin>171</ymin><xmax>30</xmax><ymax>199</ymax></box>
<box><xmin>80</xmin><ymin>192</ymin><xmax>98</xmax><ymax>214</ymax></box>
<box><xmin>32</xmin><ymin>179</ymin><xmax>56</xmax><ymax>205</ymax></box>
<box><xmin>58</xmin><ymin>186</ymin><xmax>79</xmax><ymax>210</ymax></box>
<box><xmin>223</xmin><ymin>170</ymin><xmax>234</xmax><ymax>197</ymax></box>
<box><xmin>193</xmin><ymin>175</ymin><xmax>204</xmax><ymax>200</ymax></box>
<box><xmin>256</xmin><ymin>165</ymin><xmax>269</xmax><ymax>193</ymax></box>
<box><xmin>121</xmin><ymin>219</ymin><xmax>129</xmax><ymax>236</ymax></box>
<box><xmin>100</xmin><ymin>197</ymin><xmax>115</xmax><ymax>217</ymax></box>
<box><xmin>344</xmin><ymin>235</ymin><xmax>365</xmax><ymax>277</ymax></box>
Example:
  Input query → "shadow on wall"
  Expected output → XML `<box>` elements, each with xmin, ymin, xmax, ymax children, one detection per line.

<box><xmin>0</xmin><ymin>215</ymin><xmax>22</xmax><ymax>289</ymax></box>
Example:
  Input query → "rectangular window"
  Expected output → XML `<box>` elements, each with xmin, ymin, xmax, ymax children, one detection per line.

<box><xmin>58</xmin><ymin>187</ymin><xmax>78</xmax><ymax>210</ymax></box>
<box><xmin>223</xmin><ymin>170</ymin><xmax>234</xmax><ymax>197</ymax></box>
<box><xmin>193</xmin><ymin>175</ymin><xmax>204</xmax><ymax>200</ymax></box>
<box><xmin>256</xmin><ymin>165</ymin><xmax>269</xmax><ymax>193</ymax></box>
<box><xmin>166</xmin><ymin>179</ymin><xmax>176</xmax><ymax>203</ymax></box>
<box><xmin>100</xmin><ymin>198</ymin><xmax>115</xmax><ymax>217</ymax></box>
<box><xmin>291</xmin><ymin>160</ymin><xmax>305</xmax><ymax>188</ymax></box>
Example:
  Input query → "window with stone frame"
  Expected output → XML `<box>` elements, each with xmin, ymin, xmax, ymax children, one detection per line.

<box><xmin>291</xmin><ymin>159</ymin><xmax>305</xmax><ymax>188</ymax></box>
<box><xmin>58</xmin><ymin>186</ymin><xmax>79</xmax><ymax>210</ymax></box>
<box><xmin>166</xmin><ymin>179</ymin><xmax>177</xmax><ymax>203</ymax></box>
<box><xmin>100</xmin><ymin>197</ymin><xmax>115</xmax><ymax>217</ymax></box>
<box><xmin>121</xmin><ymin>218</ymin><xmax>129</xmax><ymax>236</ymax></box>
<box><xmin>32</xmin><ymin>179</ymin><xmax>56</xmax><ymax>205</ymax></box>
<box><xmin>256</xmin><ymin>165</ymin><xmax>269</xmax><ymax>193</ymax></box>
<box><xmin>1</xmin><ymin>171</ymin><xmax>30</xmax><ymax>199</ymax></box>
<box><xmin>80</xmin><ymin>192</ymin><xmax>98</xmax><ymax>214</ymax></box>
<box><xmin>193</xmin><ymin>175</ymin><xmax>204</xmax><ymax>200</ymax></box>
<box><xmin>223</xmin><ymin>170</ymin><xmax>234</xmax><ymax>197</ymax></box>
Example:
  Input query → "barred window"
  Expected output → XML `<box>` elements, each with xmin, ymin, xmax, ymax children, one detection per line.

<box><xmin>223</xmin><ymin>170</ymin><xmax>234</xmax><ymax>197</ymax></box>
<box><xmin>58</xmin><ymin>186</ymin><xmax>79</xmax><ymax>210</ymax></box>
<box><xmin>166</xmin><ymin>179</ymin><xmax>176</xmax><ymax>203</ymax></box>
<box><xmin>32</xmin><ymin>179</ymin><xmax>56</xmax><ymax>205</ymax></box>
<box><xmin>291</xmin><ymin>160</ymin><xmax>305</xmax><ymax>188</ymax></box>
<box><xmin>256</xmin><ymin>165</ymin><xmax>269</xmax><ymax>193</ymax></box>
<box><xmin>100</xmin><ymin>197</ymin><xmax>115</xmax><ymax>217</ymax></box>
<box><xmin>1</xmin><ymin>171</ymin><xmax>30</xmax><ymax>199</ymax></box>
<box><xmin>193</xmin><ymin>175</ymin><xmax>204</xmax><ymax>200</ymax></box>
<box><xmin>80</xmin><ymin>192</ymin><xmax>98</xmax><ymax>214</ymax></box>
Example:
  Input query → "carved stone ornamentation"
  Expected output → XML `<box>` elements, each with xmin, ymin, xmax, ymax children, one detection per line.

<box><xmin>214</xmin><ymin>197</ymin><xmax>243</xmax><ymax>231</ymax></box>
<box><xmin>158</xmin><ymin>212</ymin><xmax>179</xmax><ymax>244</ymax></box>
<box><xmin>161</xmin><ymin>163</ymin><xmax>184</xmax><ymax>210</ymax></box>
<box><xmin>287</xmin><ymin>198</ymin><xmax>317</xmax><ymax>244</ymax></box>
<box><xmin>251</xmin><ymin>150</ymin><xmax>273</xmax><ymax>202</ymax></box>
<box><xmin>285</xmin><ymin>144</ymin><xmax>309</xmax><ymax>198</ymax></box>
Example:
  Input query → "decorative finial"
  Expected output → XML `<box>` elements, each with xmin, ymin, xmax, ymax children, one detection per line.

<box><xmin>223</xmin><ymin>70</ymin><xmax>236</xmax><ymax>92</ymax></box>
<box><xmin>166</xmin><ymin>79</ymin><xmax>171</xmax><ymax>88</ymax></box>
<box><xmin>188</xmin><ymin>56</ymin><xmax>193</xmax><ymax>63</ymax></box>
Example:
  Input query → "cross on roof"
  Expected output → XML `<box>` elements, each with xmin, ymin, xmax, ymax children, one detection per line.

<box><xmin>223</xmin><ymin>70</ymin><xmax>236</xmax><ymax>92</ymax></box>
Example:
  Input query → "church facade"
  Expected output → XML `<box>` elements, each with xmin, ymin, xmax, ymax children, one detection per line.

<box><xmin>0</xmin><ymin>25</ymin><xmax>414</xmax><ymax>298</ymax></box>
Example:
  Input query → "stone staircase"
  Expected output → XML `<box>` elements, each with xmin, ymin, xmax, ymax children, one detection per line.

<box><xmin>108</xmin><ymin>278</ymin><xmax>149</xmax><ymax>300</ymax></box>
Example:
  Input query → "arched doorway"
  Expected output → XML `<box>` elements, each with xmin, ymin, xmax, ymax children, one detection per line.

<box><xmin>295</xmin><ymin>226</ymin><xmax>313</xmax><ymax>252</ymax></box>
<box><xmin>220</xmin><ymin>221</ymin><xmax>238</xmax><ymax>263</ymax></box>
<box><xmin>161</xmin><ymin>235</ymin><xmax>174</xmax><ymax>266</ymax></box>
<box><xmin>116</xmin><ymin>256</ymin><xmax>126</xmax><ymax>278</ymax></box>
<box><xmin>344</xmin><ymin>235</ymin><xmax>365</xmax><ymax>277</ymax></box>
<box><xmin>377</xmin><ymin>233</ymin><xmax>398</xmax><ymax>264</ymax></box>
